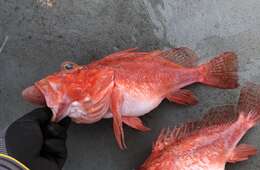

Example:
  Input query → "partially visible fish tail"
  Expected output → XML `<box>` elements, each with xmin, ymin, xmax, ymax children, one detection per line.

<box><xmin>198</xmin><ymin>52</ymin><xmax>238</xmax><ymax>89</ymax></box>
<box><xmin>238</xmin><ymin>82</ymin><xmax>260</xmax><ymax>126</ymax></box>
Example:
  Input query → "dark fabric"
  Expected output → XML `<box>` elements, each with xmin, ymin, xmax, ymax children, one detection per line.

<box><xmin>4</xmin><ymin>108</ymin><xmax>71</xmax><ymax>170</ymax></box>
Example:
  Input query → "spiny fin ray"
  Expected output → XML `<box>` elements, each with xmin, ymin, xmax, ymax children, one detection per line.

<box><xmin>163</xmin><ymin>47</ymin><xmax>198</xmax><ymax>67</ymax></box>
<box><xmin>152</xmin><ymin>105</ymin><xmax>237</xmax><ymax>152</ymax></box>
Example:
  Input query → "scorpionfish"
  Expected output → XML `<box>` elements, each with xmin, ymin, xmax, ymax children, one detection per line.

<box><xmin>22</xmin><ymin>48</ymin><xmax>238</xmax><ymax>149</ymax></box>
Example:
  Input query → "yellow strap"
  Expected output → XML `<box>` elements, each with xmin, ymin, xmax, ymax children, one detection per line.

<box><xmin>0</xmin><ymin>153</ymin><xmax>30</xmax><ymax>170</ymax></box>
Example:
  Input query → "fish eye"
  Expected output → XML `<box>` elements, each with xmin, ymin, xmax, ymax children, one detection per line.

<box><xmin>64</xmin><ymin>63</ymin><xmax>74</xmax><ymax>70</ymax></box>
<box><xmin>61</xmin><ymin>61</ymin><xmax>78</xmax><ymax>71</ymax></box>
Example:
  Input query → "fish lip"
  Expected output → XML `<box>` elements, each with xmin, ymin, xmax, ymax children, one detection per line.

<box><xmin>34</xmin><ymin>79</ymin><xmax>74</xmax><ymax>122</ymax></box>
<box><xmin>34</xmin><ymin>79</ymin><xmax>59</xmax><ymax>122</ymax></box>
<box><xmin>22</xmin><ymin>85</ymin><xmax>46</xmax><ymax>105</ymax></box>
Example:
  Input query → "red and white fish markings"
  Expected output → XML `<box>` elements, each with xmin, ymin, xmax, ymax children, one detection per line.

<box><xmin>140</xmin><ymin>83</ymin><xmax>259</xmax><ymax>170</ymax></box>
<box><xmin>22</xmin><ymin>48</ymin><xmax>238</xmax><ymax>149</ymax></box>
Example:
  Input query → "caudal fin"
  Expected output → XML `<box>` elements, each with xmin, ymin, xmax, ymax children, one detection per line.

<box><xmin>199</xmin><ymin>52</ymin><xmax>238</xmax><ymax>89</ymax></box>
<box><xmin>238</xmin><ymin>82</ymin><xmax>260</xmax><ymax>125</ymax></box>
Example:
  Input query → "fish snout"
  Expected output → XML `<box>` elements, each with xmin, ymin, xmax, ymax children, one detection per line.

<box><xmin>22</xmin><ymin>85</ymin><xmax>46</xmax><ymax>105</ymax></box>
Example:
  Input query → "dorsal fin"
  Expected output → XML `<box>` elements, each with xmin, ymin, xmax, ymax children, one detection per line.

<box><xmin>111</xmin><ymin>48</ymin><xmax>139</xmax><ymax>55</ymax></box>
<box><xmin>152</xmin><ymin>121</ymin><xmax>200</xmax><ymax>152</ymax></box>
<box><xmin>98</xmin><ymin>48</ymin><xmax>153</xmax><ymax>63</ymax></box>
<box><xmin>103</xmin><ymin>48</ymin><xmax>139</xmax><ymax>59</ymax></box>
<box><xmin>152</xmin><ymin>105</ymin><xmax>237</xmax><ymax>152</ymax></box>
<box><xmin>163</xmin><ymin>47</ymin><xmax>198</xmax><ymax>67</ymax></box>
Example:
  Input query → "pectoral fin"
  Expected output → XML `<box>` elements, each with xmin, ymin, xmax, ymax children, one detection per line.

<box><xmin>228</xmin><ymin>144</ymin><xmax>257</xmax><ymax>163</ymax></box>
<box><xmin>122</xmin><ymin>116</ymin><xmax>150</xmax><ymax>132</ymax></box>
<box><xmin>110</xmin><ymin>87</ymin><xmax>126</xmax><ymax>150</ymax></box>
<box><xmin>166</xmin><ymin>89</ymin><xmax>198</xmax><ymax>105</ymax></box>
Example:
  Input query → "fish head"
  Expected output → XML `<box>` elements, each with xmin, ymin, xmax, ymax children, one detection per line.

<box><xmin>22</xmin><ymin>61</ymin><xmax>114</xmax><ymax>122</ymax></box>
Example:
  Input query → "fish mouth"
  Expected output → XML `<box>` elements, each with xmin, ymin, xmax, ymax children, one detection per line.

<box><xmin>22</xmin><ymin>85</ymin><xmax>46</xmax><ymax>106</ymax></box>
<box><xmin>22</xmin><ymin>80</ymin><xmax>67</xmax><ymax>122</ymax></box>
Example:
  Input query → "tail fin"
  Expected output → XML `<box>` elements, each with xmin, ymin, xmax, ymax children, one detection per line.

<box><xmin>199</xmin><ymin>52</ymin><xmax>238</xmax><ymax>89</ymax></box>
<box><xmin>238</xmin><ymin>82</ymin><xmax>260</xmax><ymax>125</ymax></box>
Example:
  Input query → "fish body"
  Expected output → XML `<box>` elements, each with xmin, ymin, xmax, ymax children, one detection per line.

<box><xmin>94</xmin><ymin>52</ymin><xmax>199</xmax><ymax>118</ymax></box>
<box><xmin>22</xmin><ymin>48</ymin><xmax>238</xmax><ymax>149</ymax></box>
<box><xmin>140</xmin><ymin>83</ymin><xmax>259</xmax><ymax>170</ymax></box>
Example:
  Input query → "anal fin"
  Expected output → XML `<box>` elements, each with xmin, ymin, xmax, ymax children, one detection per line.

<box><xmin>228</xmin><ymin>144</ymin><xmax>257</xmax><ymax>163</ymax></box>
<box><xmin>166</xmin><ymin>89</ymin><xmax>198</xmax><ymax>105</ymax></box>
<box><xmin>122</xmin><ymin>116</ymin><xmax>150</xmax><ymax>132</ymax></box>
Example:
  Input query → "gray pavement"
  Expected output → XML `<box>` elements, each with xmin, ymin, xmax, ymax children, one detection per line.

<box><xmin>0</xmin><ymin>0</ymin><xmax>260</xmax><ymax>169</ymax></box>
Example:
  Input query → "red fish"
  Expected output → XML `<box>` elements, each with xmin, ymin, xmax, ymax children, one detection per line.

<box><xmin>140</xmin><ymin>83</ymin><xmax>260</xmax><ymax>170</ymax></box>
<box><xmin>22</xmin><ymin>48</ymin><xmax>238</xmax><ymax>149</ymax></box>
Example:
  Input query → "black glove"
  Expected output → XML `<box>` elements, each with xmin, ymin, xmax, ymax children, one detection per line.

<box><xmin>4</xmin><ymin>108</ymin><xmax>71</xmax><ymax>170</ymax></box>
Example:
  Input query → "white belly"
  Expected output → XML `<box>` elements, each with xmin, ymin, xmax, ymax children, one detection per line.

<box><xmin>104</xmin><ymin>91</ymin><xmax>163</xmax><ymax>118</ymax></box>
<box><xmin>121</xmin><ymin>92</ymin><xmax>163</xmax><ymax>116</ymax></box>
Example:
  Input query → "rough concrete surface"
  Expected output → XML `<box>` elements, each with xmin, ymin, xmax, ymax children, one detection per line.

<box><xmin>0</xmin><ymin>0</ymin><xmax>260</xmax><ymax>169</ymax></box>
